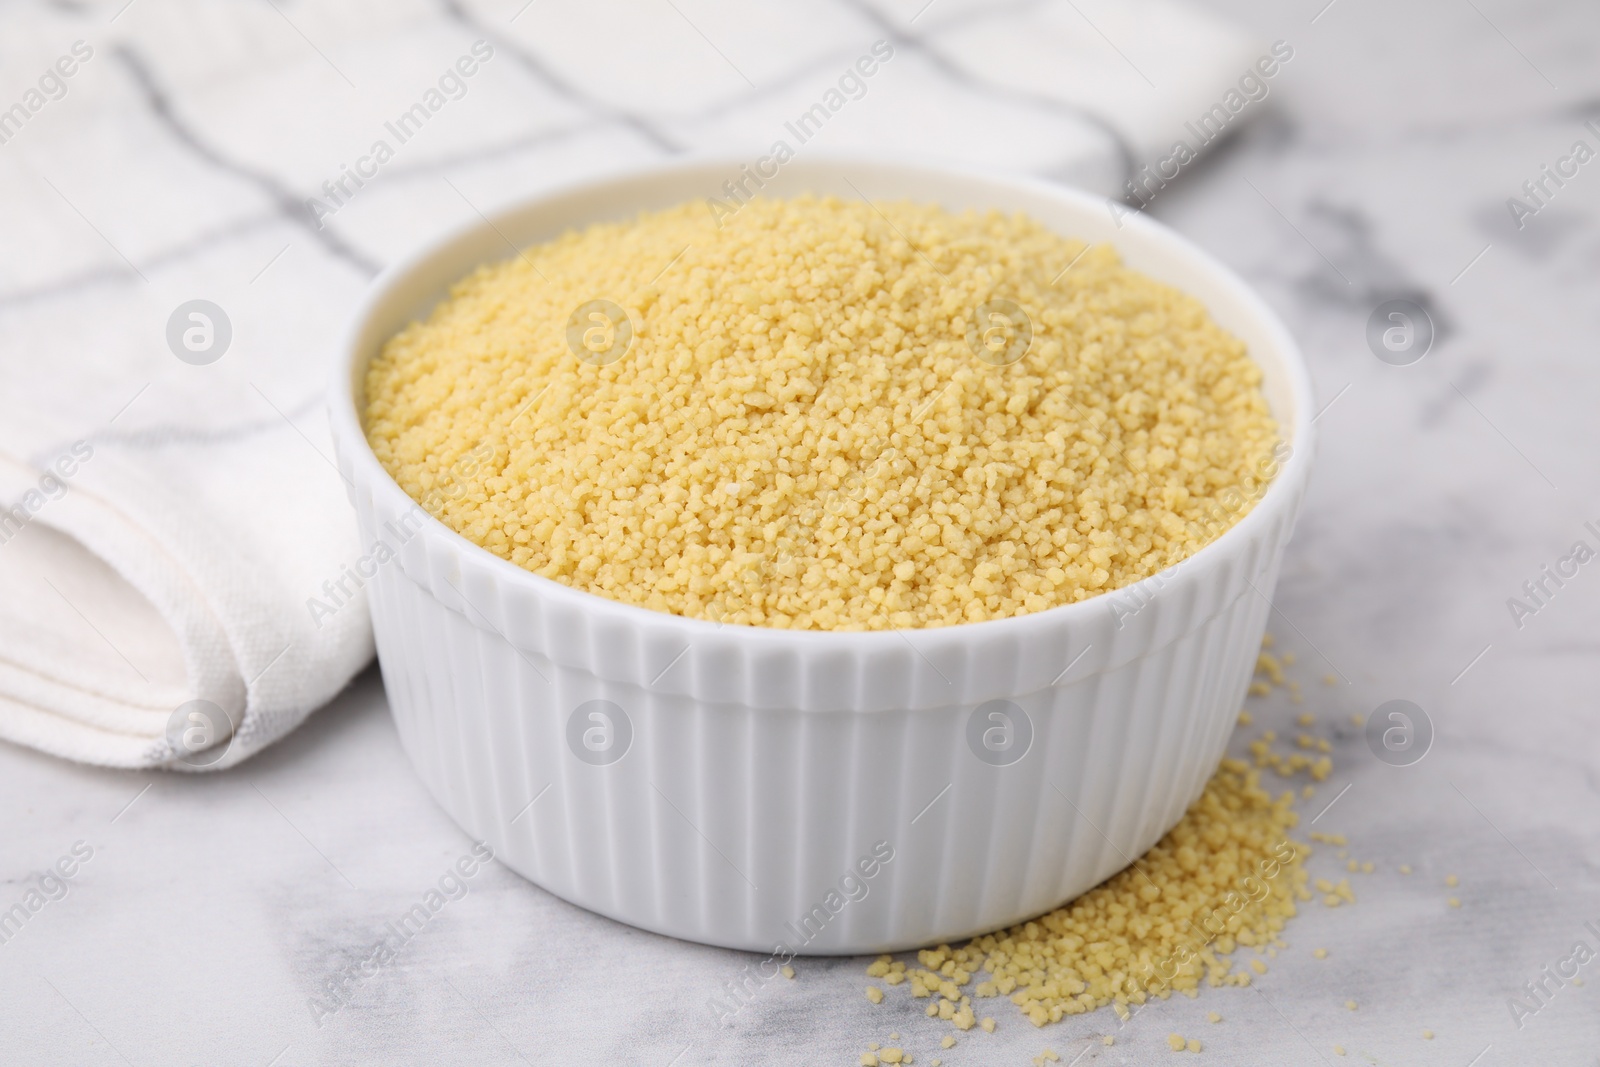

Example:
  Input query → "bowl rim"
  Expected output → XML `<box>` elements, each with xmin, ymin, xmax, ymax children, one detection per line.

<box><xmin>329</xmin><ymin>154</ymin><xmax>1315</xmax><ymax>652</ymax></box>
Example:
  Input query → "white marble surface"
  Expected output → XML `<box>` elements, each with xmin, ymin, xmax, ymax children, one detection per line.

<box><xmin>4</xmin><ymin>0</ymin><xmax>1600</xmax><ymax>1064</ymax></box>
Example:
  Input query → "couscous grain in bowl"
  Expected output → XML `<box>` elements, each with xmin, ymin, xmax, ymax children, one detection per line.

<box><xmin>363</xmin><ymin>195</ymin><xmax>1281</xmax><ymax>631</ymax></box>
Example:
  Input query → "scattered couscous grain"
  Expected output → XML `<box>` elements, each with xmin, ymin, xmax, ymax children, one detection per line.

<box><xmin>782</xmin><ymin>965</ymin><xmax>796</xmax><ymax>979</ymax></box>
<box><xmin>1422</xmin><ymin>1029</ymin><xmax>1434</xmax><ymax>1040</ymax></box>
<box><xmin>861</xmin><ymin>1055</ymin><xmax>879</xmax><ymax>1067</ymax></box>
<box><xmin>1313</xmin><ymin>948</ymin><xmax>1328</xmax><ymax>959</ymax></box>
<box><xmin>1103</xmin><ymin>1035</ymin><xmax>1115</xmax><ymax>1046</ymax></box>
<box><xmin>869</xmin><ymin>758</ymin><xmax>1308</xmax><ymax>1028</ymax></box>
<box><xmin>1332</xmin><ymin>1045</ymin><xmax>1346</xmax><ymax>1056</ymax></box>
<box><xmin>1168</xmin><ymin>1033</ymin><xmax>1188</xmax><ymax>1051</ymax></box>
<box><xmin>1445</xmin><ymin>874</ymin><xmax>1459</xmax><ymax>887</ymax></box>
<box><xmin>1207</xmin><ymin>1011</ymin><xmax>1222</xmax><ymax>1023</ymax></box>
<box><xmin>1249</xmin><ymin>733</ymin><xmax>1331</xmax><ymax>781</ymax></box>
<box><xmin>940</xmin><ymin>1036</ymin><xmax>955</xmax><ymax>1050</ymax></box>
<box><xmin>1448</xmin><ymin>897</ymin><xmax>1461</xmax><ymax>908</ymax></box>
<box><xmin>980</xmin><ymin>1017</ymin><xmax>996</xmax><ymax>1033</ymax></box>
<box><xmin>867</xmin><ymin>986</ymin><xmax>885</xmax><ymax>1004</ymax></box>
<box><xmin>1345</xmin><ymin>1000</ymin><xmax>1358</xmax><ymax>1011</ymax></box>
<box><xmin>1188</xmin><ymin>1038</ymin><xmax>1203</xmax><ymax>1053</ymax></box>
<box><xmin>365</xmin><ymin>196</ymin><xmax>1279</xmax><ymax>630</ymax></box>
<box><xmin>880</xmin><ymin>1048</ymin><xmax>903</xmax><ymax>1064</ymax></box>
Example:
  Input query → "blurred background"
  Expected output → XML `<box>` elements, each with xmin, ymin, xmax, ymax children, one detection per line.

<box><xmin>2</xmin><ymin>0</ymin><xmax>1598</xmax><ymax>1063</ymax></box>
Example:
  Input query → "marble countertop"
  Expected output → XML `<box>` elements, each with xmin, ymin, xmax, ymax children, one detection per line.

<box><xmin>4</xmin><ymin>0</ymin><xmax>1600</xmax><ymax>1063</ymax></box>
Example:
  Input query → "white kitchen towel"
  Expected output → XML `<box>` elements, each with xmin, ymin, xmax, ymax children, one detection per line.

<box><xmin>0</xmin><ymin>0</ymin><xmax>1271</xmax><ymax>769</ymax></box>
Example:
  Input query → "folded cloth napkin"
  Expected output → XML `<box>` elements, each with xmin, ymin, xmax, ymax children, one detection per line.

<box><xmin>0</xmin><ymin>0</ymin><xmax>1266</xmax><ymax>769</ymax></box>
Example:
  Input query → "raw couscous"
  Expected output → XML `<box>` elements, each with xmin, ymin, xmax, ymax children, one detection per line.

<box><xmin>865</xmin><ymin>754</ymin><xmax>1309</xmax><ymax>1028</ymax></box>
<box><xmin>364</xmin><ymin>195</ymin><xmax>1280</xmax><ymax>630</ymax></box>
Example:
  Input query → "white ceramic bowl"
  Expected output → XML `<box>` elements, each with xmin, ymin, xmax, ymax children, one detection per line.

<box><xmin>328</xmin><ymin>158</ymin><xmax>1314</xmax><ymax>955</ymax></box>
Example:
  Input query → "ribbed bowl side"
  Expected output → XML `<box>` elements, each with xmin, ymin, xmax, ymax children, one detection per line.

<box><xmin>353</xmin><ymin>471</ymin><xmax>1299</xmax><ymax>953</ymax></box>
